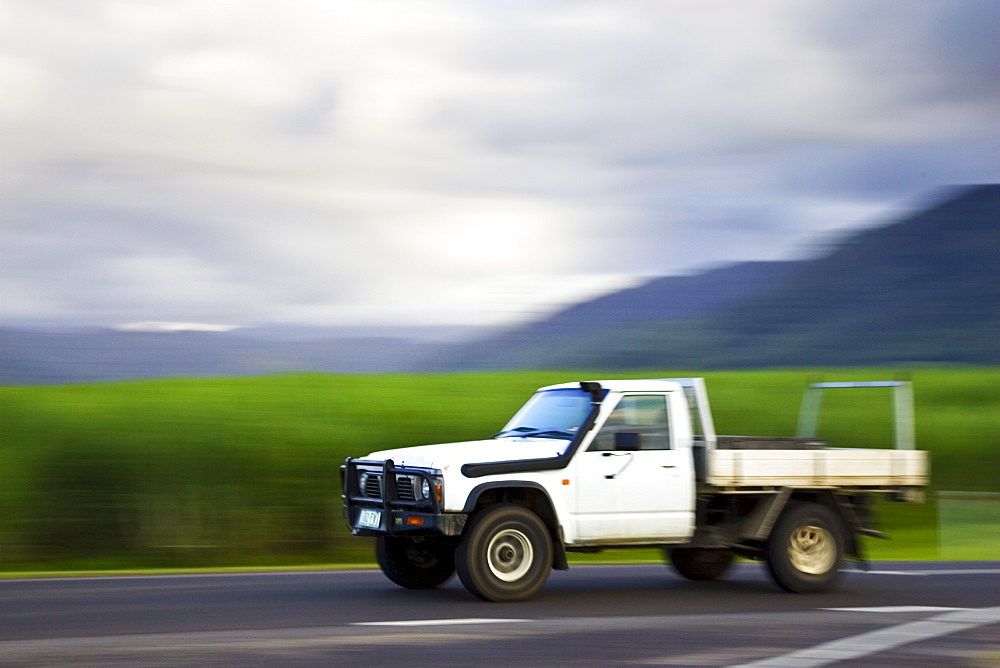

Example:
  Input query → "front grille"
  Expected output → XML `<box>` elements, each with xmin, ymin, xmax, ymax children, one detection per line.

<box><xmin>359</xmin><ymin>472</ymin><xmax>418</xmax><ymax>501</ymax></box>
<box><xmin>362</xmin><ymin>473</ymin><xmax>381</xmax><ymax>497</ymax></box>
<box><xmin>396</xmin><ymin>476</ymin><xmax>415</xmax><ymax>501</ymax></box>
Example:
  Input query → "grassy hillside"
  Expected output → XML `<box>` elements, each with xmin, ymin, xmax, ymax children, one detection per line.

<box><xmin>1</xmin><ymin>368</ymin><xmax>997</xmax><ymax>572</ymax></box>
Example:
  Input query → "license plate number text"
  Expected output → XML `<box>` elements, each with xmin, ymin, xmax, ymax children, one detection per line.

<box><xmin>357</xmin><ymin>509</ymin><xmax>381</xmax><ymax>529</ymax></box>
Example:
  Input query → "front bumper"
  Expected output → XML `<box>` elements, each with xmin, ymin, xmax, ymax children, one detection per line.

<box><xmin>345</xmin><ymin>507</ymin><xmax>468</xmax><ymax>537</ymax></box>
<box><xmin>342</xmin><ymin>457</ymin><xmax>468</xmax><ymax>537</ymax></box>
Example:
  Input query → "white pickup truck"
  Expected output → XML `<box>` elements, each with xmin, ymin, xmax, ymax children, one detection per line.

<box><xmin>342</xmin><ymin>378</ymin><xmax>928</xmax><ymax>601</ymax></box>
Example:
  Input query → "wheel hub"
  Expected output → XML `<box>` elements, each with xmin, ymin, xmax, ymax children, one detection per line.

<box><xmin>788</xmin><ymin>524</ymin><xmax>835</xmax><ymax>574</ymax></box>
<box><xmin>487</xmin><ymin>529</ymin><xmax>533</xmax><ymax>582</ymax></box>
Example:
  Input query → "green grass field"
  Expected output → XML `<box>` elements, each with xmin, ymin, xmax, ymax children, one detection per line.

<box><xmin>1</xmin><ymin>368</ymin><xmax>997</xmax><ymax>573</ymax></box>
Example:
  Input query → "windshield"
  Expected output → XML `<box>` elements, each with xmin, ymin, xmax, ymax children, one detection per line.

<box><xmin>495</xmin><ymin>388</ymin><xmax>595</xmax><ymax>440</ymax></box>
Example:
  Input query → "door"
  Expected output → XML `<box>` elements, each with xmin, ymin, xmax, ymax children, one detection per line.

<box><xmin>573</xmin><ymin>393</ymin><xmax>694</xmax><ymax>542</ymax></box>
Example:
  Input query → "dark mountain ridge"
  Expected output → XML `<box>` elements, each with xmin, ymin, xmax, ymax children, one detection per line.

<box><xmin>433</xmin><ymin>261</ymin><xmax>803</xmax><ymax>370</ymax></box>
<box><xmin>447</xmin><ymin>184</ymin><xmax>998</xmax><ymax>370</ymax></box>
<box><xmin>0</xmin><ymin>329</ymin><xmax>437</xmax><ymax>384</ymax></box>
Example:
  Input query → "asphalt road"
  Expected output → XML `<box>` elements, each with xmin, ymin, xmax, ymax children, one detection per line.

<box><xmin>2</xmin><ymin>562</ymin><xmax>999</xmax><ymax>666</ymax></box>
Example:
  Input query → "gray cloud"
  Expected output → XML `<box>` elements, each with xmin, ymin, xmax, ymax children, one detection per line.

<box><xmin>1</xmin><ymin>0</ymin><xmax>997</xmax><ymax>329</ymax></box>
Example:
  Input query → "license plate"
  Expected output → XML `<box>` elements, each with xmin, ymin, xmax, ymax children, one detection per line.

<box><xmin>357</xmin><ymin>509</ymin><xmax>381</xmax><ymax>529</ymax></box>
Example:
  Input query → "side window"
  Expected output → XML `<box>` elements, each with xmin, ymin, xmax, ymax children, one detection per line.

<box><xmin>589</xmin><ymin>395</ymin><xmax>671</xmax><ymax>451</ymax></box>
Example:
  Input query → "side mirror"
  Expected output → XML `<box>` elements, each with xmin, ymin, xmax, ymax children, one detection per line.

<box><xmin>614</xmin><ymin>432</ymin><xmax>641</xmax><ymax>451</ymax></box>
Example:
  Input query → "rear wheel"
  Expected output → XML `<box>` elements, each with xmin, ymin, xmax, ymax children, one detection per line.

<box><xmin>765</xmin><ymin>502</ymin><xmax>844</xmax><ymax>593</ymax></box>
<box><xmin>375</xmin><ymin>536</ymin><xmax>455</xmax><ymax>589</ymax></box>
<box><xmin>668</xmin><ymin>547</ymin><xmax>734</xmax><ymax>581</ymax></box>
<box><xmin>455</xmin><ymin>504</ymin><xmax>552</xmax><ymax>602</ymax></box>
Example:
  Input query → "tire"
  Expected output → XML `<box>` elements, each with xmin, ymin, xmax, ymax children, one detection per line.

<box><xmin>668</xmin><ymin>547</ymin><xmax>734</xmax><ymax>582</ymax></box>
<box><xmin>455</xmin><ymin>504</ymin><xmax>553</xmax><ymax>602</ymax></box>
<box><xmin>765</xmin><ymin>502</ymin><xmax>845</xmax><ymax>593</ymax></box>
<box><xmin>375</xmin><ymin>536</ymin><xmax>455</xmax><ymax>589</ymax></box>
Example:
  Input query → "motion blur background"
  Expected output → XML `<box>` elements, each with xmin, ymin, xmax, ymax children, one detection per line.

<box><xmin>1</xmin><ymin>1</ymin><xmax>997</xmax><ymax>571</ymax></box>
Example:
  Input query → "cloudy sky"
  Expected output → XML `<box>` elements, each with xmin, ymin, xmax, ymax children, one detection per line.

<box><xmin>2</xmin><ymin>0</ymin><xmax>998</xmax><ymax>331</ymax></box>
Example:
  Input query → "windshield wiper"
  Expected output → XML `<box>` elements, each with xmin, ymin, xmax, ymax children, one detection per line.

<box><xmin>493</xmin><ymin>426</ymin><xmax>538</xmax><ymax>438</ymax></box>
<box><xmin>495</xmin><ymin>428</ymin><xmax>574</xmax><ymax>440</ymax></box>
<box><xmin>522</xmin><ymin>429</ymin><xmax>574</xmax><ymax>439</ymax></box>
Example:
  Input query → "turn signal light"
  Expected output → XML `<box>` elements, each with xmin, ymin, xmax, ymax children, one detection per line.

<box><xmin>406</xmin><ymin>516</ymin><xmax>425</xmax><ymax>526</ymax></box>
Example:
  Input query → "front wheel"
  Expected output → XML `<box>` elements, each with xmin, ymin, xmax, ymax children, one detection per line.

<box><xmin>765</xmin><ymin>502</ymin><xmax>845</xmax><ymax>593</ymax></box>
<box><xmin>376</xmin><ymin>536</ymin><xmax>456</xmax><ymax>589</ymax></box>
<box><xmin>455</xmin><ymin>504</ymin><xmax>553</xmax><ymax>601</ymax></box>
<box><xmin>668</xmin><ymin>547</ymin><xmax>734</xmax><ymax>581</ymax></box>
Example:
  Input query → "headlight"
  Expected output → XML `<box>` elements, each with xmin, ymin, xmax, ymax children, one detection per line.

<box><xmin>359</xmin><ymin>472</ymin><xmax>369</xmax><ymax>494</ymax></box>
<box><xmin>420</xmin><ymin>478</ymin><xmax>431</xmax><ymax>500</ymax></box>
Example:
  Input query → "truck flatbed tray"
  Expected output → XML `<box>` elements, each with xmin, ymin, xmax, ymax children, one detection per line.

<box><xmin>707</xmin><ymin>448</ymin><xmax>928</xmax><ymax>487</ymax></box>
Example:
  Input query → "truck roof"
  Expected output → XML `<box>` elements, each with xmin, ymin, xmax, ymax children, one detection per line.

<box><xmin>538</xmin><ymin>379</ymin><xmax>692</xmax><ymax>393</ymax></box>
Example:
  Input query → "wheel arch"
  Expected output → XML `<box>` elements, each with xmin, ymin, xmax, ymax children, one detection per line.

<box><xmin>734</xmin><ymin>488</ymin><xmax>862</xmax><ymax>561</ymax></box>
<box><xmin>462</xmin><ymin>481</ymin><xmax>569</xmax><ymax>570</ymax></box>
<box><xmin>765</xmin><ymin>499</ymin><xmax>846</xmax><ymax>592</ymax></box>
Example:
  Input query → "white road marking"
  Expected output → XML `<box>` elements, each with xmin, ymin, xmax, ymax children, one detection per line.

<box><xmin>861</xmin><ymin>568</ymin><xmax>1000</xmax><ymax>576</ymax></box>
<box><xmin>352</xmin><ymin>618</ymin><xmax>531</xmax><ymax>627</ymax></box>
<box><xmin>734</xmin><ymin>606</ymin><xmax>1000</xmax><ymax>668</ymax></box>
<box><xmin>859</xmin><ymin>570</ymin><xmax>926</xmax><ymax>576</ymax></box>
<box><xmin>898</xmin><ymin>568</ymin><xmax>1000</xmax><ymax>576</ymax></box>
<box><xmin>822</xmin><ymin>606</ymin><xmax>967</xmax><ymax>613</ymax></box>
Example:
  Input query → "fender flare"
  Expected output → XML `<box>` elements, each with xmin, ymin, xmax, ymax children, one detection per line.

<box><xmin>462</xmin><ymin>481</ymin><xmax>569</xmax><ymax>570</ymax></box>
